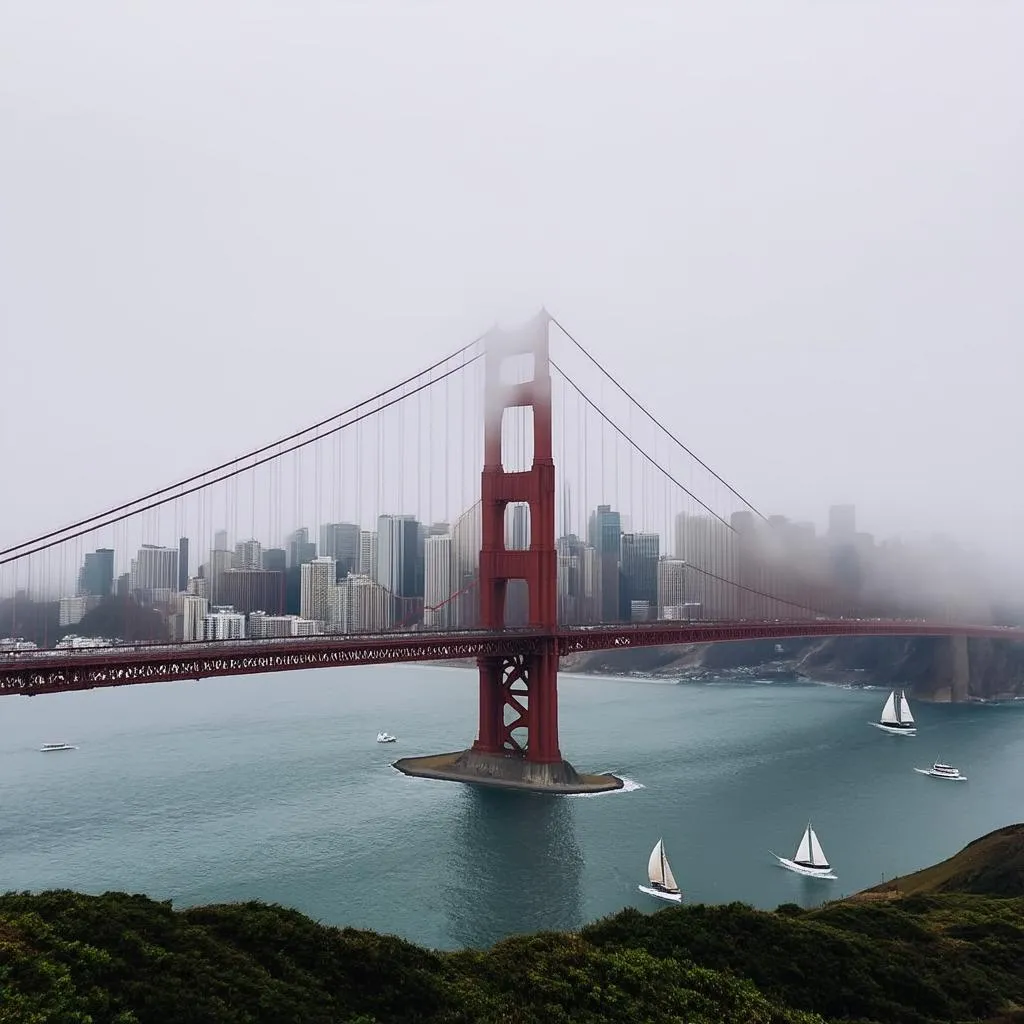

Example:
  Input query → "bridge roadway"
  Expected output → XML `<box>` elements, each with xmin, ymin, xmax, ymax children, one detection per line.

<box><xmin>2</xmin><ymin>620</ymin><xmax>1023</xmax><ymax>697</ymax></box>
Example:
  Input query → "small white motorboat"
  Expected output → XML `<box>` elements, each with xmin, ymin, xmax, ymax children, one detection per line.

<box><xmin>772</xmin><ymin>822</ymin><xmax>837</xmax><ymax>880</ymax></box>
<box><xmin>40</xmin><ymin>743</ymin><xmax>77</xmax><ymax>752</ymax></box>
<box><xmin>914</xmin><ymin>761</ymin><xmax>966</xmax><ymax>781</ymax></box>
<box><xmin>638</xmin><ymin>837</ymin><xmax>683</xmax><ymax>903</ymax></box>
<box><xmin>376</xmin><ymin>731</ymin><xmax>398</xmax><ymax>744</ymax></box>
<box><xmin>870</xmin><ymin>689</ymin><xmax>916</xmax><ymax>735</ymax></box>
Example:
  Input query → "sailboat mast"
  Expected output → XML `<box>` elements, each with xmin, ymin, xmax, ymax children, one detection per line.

<box><xmin>660</xmin><ymin>843</ymin><xmax>667</xmax><ymax>884</ymax></box>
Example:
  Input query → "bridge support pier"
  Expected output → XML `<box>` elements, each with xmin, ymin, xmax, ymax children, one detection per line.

<box><xmin>393</xmin><ymin>312</ymin><xmax>621</xmax><ymax>794</ymax></box>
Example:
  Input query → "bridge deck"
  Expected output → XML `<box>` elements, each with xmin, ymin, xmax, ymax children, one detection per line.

<box><xmin>1</xmin><ymin>620</ymin><xmax>1022</xmax><ymax>697</ymax></box>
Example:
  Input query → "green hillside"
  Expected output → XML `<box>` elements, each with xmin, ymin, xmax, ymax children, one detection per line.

<box><xmin>3</xmin><ymin>825</ymin><xmax>1024</xmax><ymax>1023</ymax></box>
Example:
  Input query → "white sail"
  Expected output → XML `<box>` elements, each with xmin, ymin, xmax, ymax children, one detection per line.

<box><xmin>647</xmin><ymin>839</ymin><xmax>666</xmax><ymax>886</ymax></box>
<box><xmin>662</xmin><ymin>851</ymin><xmax>679</xmax><ymax>892</ymax></box>
<box><xmin>899</xmin><ymin>692</ymin><xmax>914</xmax><ymax>724</ymax></box>
<box><xmin>808</xmin><ymin>827</ymin><xmax>828</xmax><ymax>866</ymax></box>
<box><xmin>646</xmin><ymin>838</ymin><xmax>679</xmax><ymax>892</ymax></box>
<box><xmin>794</xmin><ymin>825</ymin><xmax>812</xmax><ymax>863</ymax></box>
<box><xmin>880</xmin><ymin>690</ymin><xmax>899</xmax><ymax>724</ymax></box>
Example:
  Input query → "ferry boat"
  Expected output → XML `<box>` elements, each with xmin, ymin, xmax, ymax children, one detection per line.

<box><xmin>772</xmin><ymin>821</ymin><xmax>837</xmax><ymax>880</ymax></box>
<box><xmin>376</xmin><ymin>731</ymin><xmax>397</xmax><ymax>744</ymax></box>
<box><xmin>39</xmin><ymin>743</ymin><xmax>76</xmax><ymax>752</ymax></box>
<box><xmin>914</xmin><ymin>761</ymin><xmax>966</xmax><ymax>781</ymax></box>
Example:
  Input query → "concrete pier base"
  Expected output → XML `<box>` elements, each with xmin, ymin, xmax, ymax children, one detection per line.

<box><xmin>393</xmin><ymin>748</ymin><xmax>624</xmax><ymax>794</ymax></box>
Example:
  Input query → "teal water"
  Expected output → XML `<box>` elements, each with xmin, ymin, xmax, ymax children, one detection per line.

<box><xmin>1</xmin><ymin>666</ymin><xmax>1022</xmax><ymax>950</ymax></box>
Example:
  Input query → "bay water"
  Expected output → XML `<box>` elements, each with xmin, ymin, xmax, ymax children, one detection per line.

<box><xmin>1</xmin><ymin>665</ymin><xmax>1021</xmax><ymax>949</ymax></box>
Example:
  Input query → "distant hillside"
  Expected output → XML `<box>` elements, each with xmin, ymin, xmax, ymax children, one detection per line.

<box><xmin>564</xmin><ymin>635</ymin><xmax>1024</xmax><ymax>702</ymax></box>
<box><xmin>851</xmin><ymin>823</ymin><xmax>1024</xmax><ymax>900</ymax></box>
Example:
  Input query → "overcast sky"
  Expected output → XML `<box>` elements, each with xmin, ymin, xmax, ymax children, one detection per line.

<box><xmin>2</xmin><ymin>2</ymin><xmax>1022</xmax><ymax>572</ymax></box>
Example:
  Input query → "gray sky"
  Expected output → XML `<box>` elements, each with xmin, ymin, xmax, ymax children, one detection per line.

<box><xmin>2</xmin><ymin>2</ymin><xmax>1022</xmax><ymax>575</ymax></box>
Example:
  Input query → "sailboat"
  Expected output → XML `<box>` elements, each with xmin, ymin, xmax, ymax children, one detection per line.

<box><xmin>772</xmin><ymin>822</ymin><xmax>837</xmax><ymax>879</ymax></box>
<box><xmin>638</xmin><ymin>838</ymin><xmax>683</xmax><ymax>903</ymax></box>
<box><xmin>871</xmin><ymin>689</ymin><xmax>916</xmax><ymax>735</ymax></box>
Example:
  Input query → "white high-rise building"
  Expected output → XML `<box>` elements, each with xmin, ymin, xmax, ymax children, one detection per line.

<box><xmin>129</xmin><ymin>544</ymin><xmax>178</xmax><ymax>592</ymax></box>
<box><xmin>233</xmin><ymin>539</ymin><xmax>262</xmax><ymax>570</ymax></box>
<box><xmin>202</xmin><ymin>606</ymin><xmax>245</xmax><ymax>640</ymax></box>
<box><xmin>59</xmin><ymin>595</ymin><xmax>97</xmax><ymax>627</ymax></box>
<box><xmin>424</xmin><ymin>534</ymin><xmax>452</xmax><ymax>627</ymax></box>
<box><xmin>182</xmin><ymin>595</ymin><xmax>210</xmax><ymax>641</ymax></box>
<box><xmin>359</xmin><ymin>531</ymin><xmax>378</xmax><ymax>578</ymax></box>
<box><xmin>300</xmin><ymin>557</ymin><xmax>336</xmax><ymax>623</ymax></box>
<box><xmin>329</xmin><ymin>574</ymin><xmax>391</xmax><ymax>633</ymax></box>
<box><xmin>657</xmin><ymin>559</ymin><xmax>687</xmax><ymax>619</ymax></box>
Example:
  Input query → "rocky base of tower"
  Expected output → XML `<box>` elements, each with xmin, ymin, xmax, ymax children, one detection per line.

<box><xmin>392</xmin><ymin>749</ymin><xmax>623</xmax><ymax>794</ymax></box>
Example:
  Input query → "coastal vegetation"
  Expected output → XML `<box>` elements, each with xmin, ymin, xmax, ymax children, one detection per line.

<box><xmin>3</xmin><ymin>825</ymin><xmax>1024</xmax><ymax>1023</ymax></box>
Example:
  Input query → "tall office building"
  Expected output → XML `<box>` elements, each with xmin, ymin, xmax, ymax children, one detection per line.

<box><xmin>376</xmin><ymin>515</ymin><xmax>423</xmax><ymax>619</ymax></box>
<box><xmin>77</xmin><ymin>548</ymin><xmax>115</xmax><ymax>598</ymax></box>
<box><xmin>233</xmin><ymin>539</ymin><xmax>263</xmax><ymax>570</ymax></box>
<box><xmin>674</xmin><ymin>512</ymin><xmax>735</xmax><ymax>618</ymax></box>
<box><xmin>287</xmin><ymin>527</ymin><xmax>317</xmax><ymax>567</ymax></box>
<box><xmin>620</xmin><ymin>532</ymin><xmax>660</xmax><ymax>611</ymax></box>
<box><xmin>220</xmin><ymin>569</ymin><xmax>285</xmax><ymax>615</ymax></box>
<box><xmin>262</xmin><ymin>548</ymin><xmax>287</xmax><ymax>573</ymax></box>
<box><xmin>506</xmin><ymin>503</ymin><xmax>530</xmax><ymax>550</ymax></box>
<box><xmin>129</xmin><ymin>544</ymin><xmax>178</xmax><ymax>593</ymax></box>
<box><xmin>177</xmin><ymin>538</ymin><xmax>189</xmax><ymax>591</ymax></box>
<box><xmin>828</xmin><ymin>504</ymin><xmax>856</xmax><ymax>541</ymax></box>
<box><xmin>213</xmin><ymin>529</ymin><xmax>229</xmax><ymax>553</ymax></box>
<box><xmin>424</xmin><ymin>534</ymin><xmax>452</xmax><ymax>627</ymax></box>
<box><xmin>206</xmin><ymin>548</ymin><xmax>235</xmax><ymax>606</ymax></box>
<box><xmin>319</xmin><ymin>523</ymin><xmax>361</xmax><ymax>578</ymax></box>
<box><xmin>329</xmin><ymin>574</ymin><xmax>391</xmax><ymax>633</ymax></box>
<box><xmin>588</xmin><ymin>504</ymin><xmax>622</xmax><ymax>622</ymax></box>
<box><xmin>359</xmin><ymin>531</ymin><xmax>378</xmax><ymax>578</ymax></box>
<box><xmin>300</xmin><ymin>557</ymin><xmax>336</xmax><ymax>623</ymax></box>
<box><xmin>450</xmin><ymin>503</ymin><xmax>481</xmax><ymax>628</ymax></box>
<box><xmin>656</xmin><ymin>558</ymin><xmax>688</xmax><ymax>619</ymax></box>
<box><xmin>181</xmin><ymin>595</ymin><xmax>209</xmax><ymax>641</ymax></box>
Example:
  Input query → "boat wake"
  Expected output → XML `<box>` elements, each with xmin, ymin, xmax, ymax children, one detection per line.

<box><xmin>572</xmin><ymin>774</ymin><xmax>645</xmax><ymax>798</ymax></box>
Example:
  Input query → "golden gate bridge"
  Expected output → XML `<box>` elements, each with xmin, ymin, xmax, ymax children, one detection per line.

<box><xmin>1</xmin><ymin>311</ymin><xmax>1019</xmax><ymax>791</ymax></box>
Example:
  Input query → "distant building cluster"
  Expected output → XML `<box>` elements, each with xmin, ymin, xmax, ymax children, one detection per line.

<box><xmin>0</xmin><ymin>496</ymin><xmax>989</xmax><ymax>651</ymax></box>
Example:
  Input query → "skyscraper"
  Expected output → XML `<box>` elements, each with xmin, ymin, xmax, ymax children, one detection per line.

<box><xmin>620</xmin><ymin>532</ymin><xmax>660</xmax><ymax>613</ymax></box>
<box><xmin>376</xmin><ymin>515</ymin><xmax>423</xmax><ymax>620</ymax></box>
<box><xmin>213</xmin><ymin>529</ymin><xmax>229</xmax><ymax>553</ymax></box>
<box><xmin>233</xmin><ymin>539</ymin><xmax>263</xmax><ymax>570</ymax></box>
<box><xmin>77</xmin><ymin>548</ymin><xmax>115</xmax><ymax>598</ymax></box>
<box><xmin>359</xmin><ymin>531</ymin><xmax>378</xmax><ymax>578</ymax></box>
<box><xmin>287</xmin><ymin>528</ymin><xmax>317</xmax><ymax>568</ymax></box>
<box><xmin>329</xmin><ymin>574</ymin><xmax>391</xmax><ymax>633</ymax></box>
<box><xmin>262</xmin><ymin>548</ymin><xmax>287</xmax><ymax>573</ymax></box>
<box><xmin>177</xmin><ymin>538</ymin><xmax>189</xmax><ymax>592</ymax></box>
<box><xmin>656</xmin><ymin>558</ymin><xmax>688</xmax><ymax>619</ymax></box>
<box><xmin>588</xmin><ymin>504</ymin><xmax>622</xmax><ymax>622</ymax></box>
<box><xmin>319</xmin><ymin>523</ymin><xmax>361</xmax><ymax>578</ymax></box>
<box><xmin>129</xmin><ymin>544</ymin><xmax>178</xmax><ymax>593</ymax></box>
<box><xmin>300</xmin><ymin>557</ymin><xmax>336</xmax><ymax>623</ymax></box>
<box><xmin>828</xmin><ymin>504</ymin><xmax>856</xmax><ymax>541</ymax></box>
<box><xmin>424</xmin><ymin>534</ymin><xmax>453</xmax><ymax>628</ymax></box>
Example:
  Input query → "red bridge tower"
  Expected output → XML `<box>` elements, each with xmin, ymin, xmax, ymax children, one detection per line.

<box><xmin>394</xmin><ymin>312</ymin><xmax>621</xmax><ymax>793</ymax></box>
